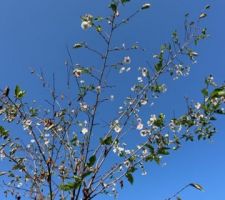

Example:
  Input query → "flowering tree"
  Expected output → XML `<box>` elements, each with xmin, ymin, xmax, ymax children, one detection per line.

<box><xmin>0</xmin><ymin>1</ymin><xmax>224</xmax><ymax>200</ymax></box>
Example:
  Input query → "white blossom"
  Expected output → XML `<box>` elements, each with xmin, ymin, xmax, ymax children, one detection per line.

<box><xmin>0</xmin><ymin>150</ymin><xmax>5</xmax><ymax>160</ymax></box>
<box><xmin>112</xmin><ymin>120</ymin><xmax>122</xmax><ymax>133</ymax></box>
<box><xmin>73</xmin><ymin>68</ymin><xmax>82</xmax><ymax>77</ymax></box>
<box><xmin>81</xmin><ymin>21</ymin><xmax>92</xmax><ymax>30</ymax></box>
<box><xmin>119</xmin><ymin>67</ymin><xmax>126</xmax><ymax>74</ymax></box>
<box><xmin>137</xmin><ymin>77</ymin><xmax>143</xmax><ymax>83</ymax></box>
<box><xmin>147</xmin><ymin>114</ymin><xmax>157</xmax><ymax>126</ymax></box>
<box><xmin>17</xmin><ymin>182</ymin><xmax>23</xmax><ymax>188</ymax></box>
<box><xmin>114</xmin><ymin>125</ymin><xmax>122</xmax><ymax>133</ymax></box>
<box><xmin>142</xmin><ymin>67</ymin><xmax>148</xmax><ymax>77</ymax></box>
<box><xmin>22</xmin><ymin>119</ymin><xmax>32</xmax><ymax>130</ymax></box>
<box><xmin>81</xmin><ymin>14</ymin><xmax>93</xmax><ymax>30</ymax></box>
<box><xmin>123</xmin><ymin>56</ymin><xmax>131</xmax><ymax>64</ymax></box>
<box><xmin>124</xmin><ymin>160</ymin><xmax>130</xmax><ymax>168</ymax></box>
<box><xmin>142</xmin><ymin>3</ymin><xmax>151</xmax><ymax>9</ymax></box>
<box><xmin>140</xmin><ymin>99</ymin><xmax>148</xmax><ymax>105</ymax></box>
<box><xmin>113</xmin><ymin>145</ymin><xmax>124</xmax><ymax>156</ymax></box>
<box><xmin>195</xmin><ymin>102</ymin><xmax>201</xmax><ymax>110</ymax></box>
<box><xmin>96</xmin><ymin>86</ymin><xmax>101</xmax><ymax>93</ymax></box>
<box><xmin>126</xmin><ymin>67</ymin><xmax>131</xmax><ymax>72</ymax></box>
<box><xmin>136</xmin><ymin>122</ymin><xmax>144</xmax><ymax>130</ymax></box>
<box><xmin>141</xmin><ymin>170</ymin><xmax>147</xmax><ymax>176</ymax></box>
<box><xmin>81</xmin><ymin>127</ymin><xmax>88</xmax><ymax>135</ymax></box>
<box><xmin>140</xmin><ymin>129</ymin><xmax>150</xmax><ymax>137</ymax></box>
<box><xmin>173</xmin><ymin>64</ymin><xmax>190</xmax><ymax>80</ymax></box>
<box><xmin>169</xmin><ymin>119</ymin><xmax>182</xmax><ymax>132</ymax></box>
<box><xmin>110</xmin><ymin>95</ymin><xmax>114</xmax><ymax>101</ymax></box>
<box><xmin>80</xmin><ymin>102</ymin><xmax>88</xmax><ymax>111</ymax></box>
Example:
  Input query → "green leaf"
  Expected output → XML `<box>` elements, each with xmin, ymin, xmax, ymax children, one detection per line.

<box><xmin>154</xmin><ymin>51</ymin><xmax>164</xmax><ymax>72</ymax></box>
<box><xmin>96</xmin><ymin>25</ymin><xmax>102</xmax><ymax>32</ymax></box>
<box><xmin>154</xmin><ymin>155</ymin><xmax>161</xmax><ymax>164</ymax></box>
<box><xmin>59</xmin><ymin>182</ymin><xmax>76</xmax><ymax>191</ymax></box>
<box><xmin>145</xmin><ymin>144</ymin><xmax>154</xmax><ymax>153</ymax></box>
<box><xmin>12</xmin><ymin>163</ymin><xmax>24</xmax><ymax>170</ymax></box>
<box><xmin>215</xmin><ymin>109</ymin><xmax>225</xmax><ymax>115</ymax></box>
<box><xmin>155</xmin><ymin>61</ymin><xmax>163</xmax><ymax>72</ymax></box>
<box><xmin>100</xmin><ymin>136</ymin><xmax>113</xmax><ymax>145</ymax></box>
<box><xmin>60</xmin><ymin>178</ymin><xmax>82</xmax><ymax>191</ymax></box>
<box><xmin>109</xmin><ymin>2</ymin><xmax>117</xmax><ymax>12</ymax></box>
<box><xmin>87</xmin><ymin>155</ymin><xmax>96</xmax><ymax>167</ymax></box>
<box><xmin>125</xmin><ymin>173</ymin><xmax>134</xmax><ymax>184</ymax></box>
<box><xmin>82</xmin><ymin>171</ymin><xmax>92</xmax><ymax>179</ymax></box>
<box><xmin>205</xmin><ymin>5</ymin><xmax>210</xmax><ymax>10</ymax></box>
<box><xmin>94</xmin><ymin>16</ymin><xmax>104</xmax><ymax>21</ymax></box>
<box><xmin>71</xmin><ymin>134</ymin><xmax>78</xmax><ymax>146</ymax></box>
<box><xmin>158</xmin><ymin>147</ymin><xmax>170</xmax><ymax>155</ymax></box>
<box><xmin>190</xmin><ymin>183</ymin><xmax>204</xmax><ymax>191</ymax></box>
<box><xmin>201</xmin><ymin>88</ymin><xmax>208</xmax><ymax>97</ymax></box>
<box><xmin>29</xmin><ymin>108</ymin><xmax>38</xmax><ymax>117</ymax></box>
<box><xmin>0</xmin><ymin>126</ymin><xmax>9</xmax><ymax>139</ymax></box>
<box><xmin>121</xmin><ymin>0</ymin><xmax>130</xmax><ymax>4</ymax></box>
<box><xmin>15</xmin><ymin>85</ymin><xmax>25</xmax><ymax>99</ymax></box>
<box><xmin>210</xmin><ymin>87</ymin><xmax>225</xmax><ymax>98</ymax></box>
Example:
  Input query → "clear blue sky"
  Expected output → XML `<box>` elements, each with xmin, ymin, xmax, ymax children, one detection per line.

<box><xmin>0</xmin><ymin>0</ymin><xmax>225</xmax><ymax>199</ymax></box>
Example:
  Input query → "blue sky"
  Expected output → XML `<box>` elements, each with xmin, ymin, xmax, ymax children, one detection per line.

<box><xmin>0</xmin><ymin>0</ymin><xmax>225</xmax><ymax>199</ymax></box>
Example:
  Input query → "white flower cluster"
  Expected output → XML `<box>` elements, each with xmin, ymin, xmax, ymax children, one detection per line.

<box><xmin>195</xmin><ymin>102</ymin><xmax>201</xmax><ymax>110</ymax></box>
<box><xmin>147</xmin><ymin>114</ymin><xmax>157</xmax><ymax>126</ymax></box>
<box><xmin>206</xmin><ymin>75</ymin><xmax>217</xmax><ymax>86</ymax></box>
<box><xmin>123</xmin><ymin>56</ymin><xmax>131</xmax><ymax>64</ymax></box>
<box><xmin>136</xmin><ymin>122</ymin><xmax>144</xmax><ymax>130</ymax></box>
<box><xmin>169</xmin><ymin>119</ymin><xmax>182</xmax><ymax>133</ymax></box>
<box><xmin>140</xmin><ymin>129</ymin><xmax>151</xmax><ymax>137</ymax></box>
<box><xmin>38</xmin><ymin>133</ymin><xmax>50</xmax><ymax>146</ymax></box>
<box><xmin>211</xmin><ymin>97</ymin><xmax>224</xmax><ymax>106</ymax></box>
<box><xmin>111</xmin><ymin>120</ymin><xmax>122</xmax><ymax>133</ymax></box>
<box><xmin>81</xmin><ymin>127</ymin><xmax>88</xmax><ymax>135</ymax></box>
<box><xmin>113</xmin><ymin>143</ymin><xmax>124</xmax><ymax>156</ymax></box>
<box><xmin>22</xmin><ymin>119</ymin><xmax>32</xmax><ymax>131</ymax></box>
<box><xmin>73</xmin><ymin>68</ymin><xmax>82</xmax><ymax>78</ymax></box>
<box><xmin>113</xmin><ymin>142</ymin><xmax>132</xmax><ymax>157</ymax></box>
<box><xmin>139</xmin><ymin>67</ymin><xmax>149</xmax><ymax>77</ymax></box>
<box><xmin>119</xmin><ymin>66</ymin><xmax>131</xmax><ymax>74</ymax></box>
<box><xmin>77</xmin><ymin>120</ymin><xmax>89</xmax><ymax>135</ymax></box>
<box><xmin>81</xmin><ymin>14</ymin><xmax>93</xmax><ymax>30</ymax></box>
<box><xmin>0</xmin><ymin>149</ymin><xmax>5</xmax><ymax>160</ymax></box>
<box><xmin>173</xmin><ymin>64</ymin><xmax>190</xmax><ymax>80</ymax></box>
<box><xmin>80</xmin><ymin>102</ymin><xmax>88</xmax><ymax>112</ymax></box>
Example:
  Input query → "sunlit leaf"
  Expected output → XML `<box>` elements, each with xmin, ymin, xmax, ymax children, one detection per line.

<box><xmin>73</xmin><ymin>43</ymin><xmax>84</xmax><ymax>48</ymax></box>
<box><xmin>0</xmin><ymin>171</ymin><xmax>7</xmax><ymax>176</ymax></box>
<box><xmin>125</xmin><ymin>173</ymin><xmax>134</xmax><ymax>184</ymax></box>
<box><xmin>87</xmin><ymin>155</ymin><xmax>96</xmax><ymax>167</ymax></box>
<box><xmin>199</xmin><ymin>13</ymin><xmax>207</xmax><ymax>19</ymax></box>
<box><xmin>0</xmin><ymin>126</ymin><xmax>9</xmax><ymax>139</ymax></box>
<box><xmin>100</xmin><ymin>136</ymin><xmax>113</xmax><ymax>145</ymax></box>
<box><xmin>60</xmin><ymin>177</ymin><xmax>82</xmax><ymax>191</ymax></box>
<box><xmin>15</xmin><ymin>85</ymin><xmax>25</xmax><ymax>99</ymax></box>
<box><xmin>141</xmin><ymin>3</ymin><xmax>151</xmax><ymax>10</ymax></box>
<box><xmin>121</xmin><ymin>0</ymin><xmax>130</xmax><ymax>5</ymax></box>
<box><xmin>190</xmin><ymin>183</ymin><xmax>204</xmax><ymax>191</ymax></box>
<box><xmin>205</xmin><ymin>5</ymin><xmax>211</xmax><ymax>10</ymax></box>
